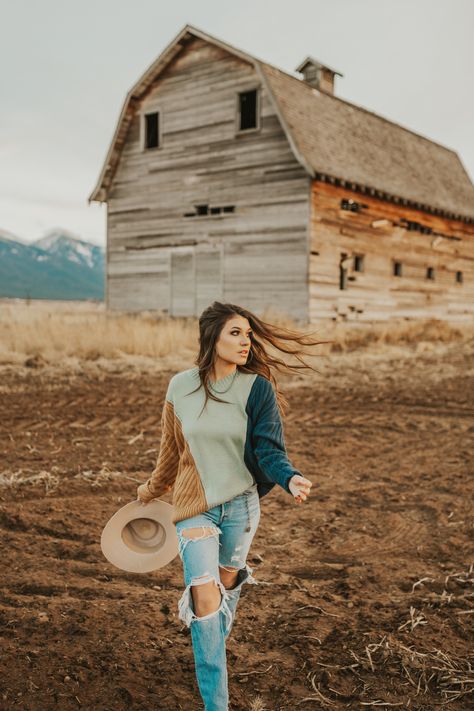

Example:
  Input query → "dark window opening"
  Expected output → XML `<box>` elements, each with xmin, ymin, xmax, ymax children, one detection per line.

<box><xmin>456</xmin><ymin>270</ymin><xmax>463</xmax><ymax>284</ymax></box>
<box><xmin>340</xmin><ymin>198</ymin><xmax>368</xmax><ymax>212</ymax></box>
<box><xmin>426</xmin><ymin>266</ymin><xmax>435</xmax><ymax>280</ymax></box>
<box><xmin>400</xmin><ymin>218</ymin><xmax>433</xmax><ymax>235</ymax></box>
<box><xmin>145</xmin><ymin>112</ymin><xmax>159</xmax><ymax>149</ymax></box>
<box><xmin>339</xmin><ymin>252</ymin><xmax>349</xmax><ymax>290</ymax></box>
<box><xmin>354</xmin><ymin>254</ymin><xmax>365</xmax><ymax>272</ymax></box>
<box><xmin>239</xmin><ymin>90</ymin><xmax>258</xmax><ymax>130</ymax></box>
<box><xmin>393</xmin><ymin>261</ymin><xmax>402</xmax><ymax>277</ymax></box>
<box><xmin>184</xmin><ymin>204</ymin><xmax>235</xmax><ymax>218</ymax></box>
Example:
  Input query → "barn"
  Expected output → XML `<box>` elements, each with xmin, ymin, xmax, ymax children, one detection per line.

<box><xmin>89</xmin><ymin>24</ymin><xmax>474</xmax><ymax>323</ymax></box>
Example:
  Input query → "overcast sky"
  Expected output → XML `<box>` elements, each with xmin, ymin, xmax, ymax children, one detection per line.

<box><xmin>1</xmin><ymin>0</ymin><xmax>473</xmax><ymax>246</ymax></box>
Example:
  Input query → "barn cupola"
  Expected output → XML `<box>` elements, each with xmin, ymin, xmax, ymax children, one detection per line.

<box><xmin>295</xmin><ymin>56</ymin><xmax>343</xmax><ymax>95</ymax></box>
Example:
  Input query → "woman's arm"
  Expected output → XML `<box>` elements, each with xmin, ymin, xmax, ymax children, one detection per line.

<box><xmin>251</xmin><ymin>376</ymin><xmax>310</xmax><ymax>498</ymax></box>
<box><xmin>137</xmin><ymin>390</ymin><xmax>180</xmax><ymax>503</ymax></box>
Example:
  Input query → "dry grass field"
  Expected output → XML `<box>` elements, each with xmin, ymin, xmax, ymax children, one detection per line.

<box><xmin>0</xmin><ymin>299</ymin><xmax>473</xmax><ymax>710</ymax></box>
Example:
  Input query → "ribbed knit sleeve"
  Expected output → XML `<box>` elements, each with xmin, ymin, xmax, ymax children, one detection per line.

<box><xmin>248</xmin><ymin>376</ymin><xmax>302</xmax><ymax>494</ymax></box>
<box><xmin>141</xmin><ymin>381</ymin><xmax>180</xmax><ymax>500</ymax></box>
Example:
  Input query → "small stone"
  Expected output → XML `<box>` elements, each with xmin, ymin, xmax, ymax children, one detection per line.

<box><xmin>64</xmin><ymin>676</ymin><xmax>71</xmax><ymax>683</ymax></box>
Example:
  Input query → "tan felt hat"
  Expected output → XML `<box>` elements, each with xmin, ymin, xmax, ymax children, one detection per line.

<box><xmin>100</xmin><ymin>499</ymin><xmax>179</xmax><ymax>573</ymax></box>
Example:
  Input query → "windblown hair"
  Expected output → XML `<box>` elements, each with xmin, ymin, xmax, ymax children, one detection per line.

<box><xmin>187</xmin><ymin>301</ymin><xmax>331</xmax><ymax>417</ymax></box>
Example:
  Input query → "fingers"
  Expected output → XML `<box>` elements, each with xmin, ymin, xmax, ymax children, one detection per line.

<box><xmin>294</xmin><ymin>478</ymin><xmax>313</xmax><ymax>503</ymax></box>
<box><xmin>295</xmin><ymin>485</ymin><xmax>312</xmax><ymax>499</ymax></box>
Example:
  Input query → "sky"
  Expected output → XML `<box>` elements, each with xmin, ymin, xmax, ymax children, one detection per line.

<box><xmin>1</xmin><ymin>0</ymin><xmax>473</xmax><ymax>247</ymax></box>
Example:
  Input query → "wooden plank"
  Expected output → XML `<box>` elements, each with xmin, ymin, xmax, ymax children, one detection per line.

<box><xmin>309</xmin><ymin>181</ymin><xmax>474</xmax><ymax>322</ymax></box>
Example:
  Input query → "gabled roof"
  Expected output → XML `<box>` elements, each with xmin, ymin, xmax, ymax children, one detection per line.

<box><xmin>89</xmin><ymin>24</ymin><xmax>474</xmax><ymax>221</ymax></box>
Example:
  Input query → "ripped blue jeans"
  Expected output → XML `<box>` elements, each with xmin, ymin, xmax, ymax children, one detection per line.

<box><xmin>175</xmin><ymin>483</ymin><xmax>260</xmax><ymax>711</ymax></box>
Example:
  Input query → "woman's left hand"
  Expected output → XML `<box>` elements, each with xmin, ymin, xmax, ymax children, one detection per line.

<box><xmin>289</xmin><ymin>475</ymin><xmax>313</xmax><ymax>504</ymax></box>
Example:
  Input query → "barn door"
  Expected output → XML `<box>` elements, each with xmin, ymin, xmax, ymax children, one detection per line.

<box><xmin>170</xmin><ymin>245</ymin><xmax>223</xmax><ymax>317</ymax></box>
<box><xmin>195</xmin><ymin>244</ymin><xmax>223</xmax><ymax>314</ymax></box>
<box><xmin>170</xmin><ymin>249</ymin><xmax>195</xmax><ymax>316</ymax></box>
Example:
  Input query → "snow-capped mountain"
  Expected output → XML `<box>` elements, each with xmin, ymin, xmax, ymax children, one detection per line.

<box><xmin>33</xmin><ymin>230</ymin><xmax>104</xmax><ymax>270</ymax></box>
<box><xmin>0</xmin><ymin>229</ymin><xmax>104</xmax><ymax>301</ymax></box>
<box><xmin>0</xmin><ymin>228</ymin><xmax>28</xmax><ymax>245</ymax></box>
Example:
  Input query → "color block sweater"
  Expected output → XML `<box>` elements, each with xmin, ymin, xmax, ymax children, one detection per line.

<box><xmin>140</xmin><ymin>366</ymin><xmax>302</xmax><ymax>524</ymax></box>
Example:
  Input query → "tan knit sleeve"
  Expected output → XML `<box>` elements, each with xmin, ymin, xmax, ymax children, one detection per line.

<box><xmin>138</xmin><ymin>397</ymin><xmax>180</xmax><ymax>502</ymax></box>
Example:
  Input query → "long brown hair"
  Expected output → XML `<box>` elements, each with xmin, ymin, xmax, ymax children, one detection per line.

<box><xmin>186</xmin><ymin>301</ymin><xmax>331</xmax><ymax>417</ymax></box>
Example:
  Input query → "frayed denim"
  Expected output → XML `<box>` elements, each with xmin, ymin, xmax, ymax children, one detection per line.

<box><xmin>175</xmin><ymin>484</ymin><xmax>260</xmax><ymax>711</ymax></box>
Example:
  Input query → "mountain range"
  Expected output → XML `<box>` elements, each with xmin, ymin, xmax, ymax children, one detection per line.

<box><xmin>0</xmin><ymin>229</ymin><xmax>105</xmax><ymax>300</ymax></box>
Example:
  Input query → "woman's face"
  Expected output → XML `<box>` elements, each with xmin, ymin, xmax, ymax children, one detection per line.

<box><xmin>215</xmin><ymin>315</ymin><xmax>253</xmax><ymax>366</ymax></box>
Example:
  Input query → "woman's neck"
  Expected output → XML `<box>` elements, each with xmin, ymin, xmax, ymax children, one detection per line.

<box><xmin>210</xmin><ymin>362</ymin><xmax>237</xmax><ymax>382</ymax></box>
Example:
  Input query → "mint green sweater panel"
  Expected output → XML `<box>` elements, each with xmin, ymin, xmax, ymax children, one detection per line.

<box><xmin>169</xmin><ymin>367</ymin><xmax>258</xmax><ymax>507</ymax></box>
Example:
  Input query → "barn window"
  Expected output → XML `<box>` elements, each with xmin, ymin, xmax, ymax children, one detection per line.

<box><xmin>339</xmin><ymin>253</ymin><xmax>351</xmax><ymax>290</ymax></box>
<box><xmin>401</xmin><ymin>218</ymin><xmax>433</xmax><ymax>235</ymax></box>
<box><xmin>340</xmin><ymin>198</ymin><xmax>367</xmax><ymax>212</ymax></box>
<box><xmin>184</xmin><ymin>204</ymin><xmax>235</xmax><ymax>218</ymax></box>
<box><xmin>393</xmin><ymin>261</ymin><xmax>403</xmax><ymax>277</ymax></box>
<box><xmin>354</xmin><ymin>254</ymin><xmax>365</xmax><ymax>272</ymax></box>
<box><xmin>238</xmin><ymin>89</ymin><xmax>259</xmax><ymax>131</ymax></box>
<box><xmin>144</xmin><ymin>112</ymin><xmax>160</xmax><ymax>149</ymax></box>
<box><xmin>456</xmin><ymin>270</ymin><xmax>463</xmax><ymax>284</ymax></box>
<box><xmin>426</xmin><ymin>266</ymin><xmax>435</xmax><ymax>280</ymax></box>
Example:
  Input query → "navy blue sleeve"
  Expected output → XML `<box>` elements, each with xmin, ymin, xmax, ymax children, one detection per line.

<box><xmin>248</xmin><ymin>375</ymin><xmax>302</xmax><ymax>494</ymax></box>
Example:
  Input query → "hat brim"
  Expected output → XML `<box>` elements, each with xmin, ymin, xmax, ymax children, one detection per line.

<box><xmin>101</xmin><ymin>499</ymin><xmax>179</xmax><ymax>573</ymax></box>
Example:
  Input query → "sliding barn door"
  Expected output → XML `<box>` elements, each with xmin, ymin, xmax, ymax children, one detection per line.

<box><xmin>170</xmin><ymin>250</ymin><xmax>195</xmax><ymax>316</ymax></box>
<box><xmin>195</xmin><ymin>245</ymin><xmax>223</xmax><ymax>314</ymax></box>
<box><xmin>170</xmin><ymin>245</ymin><xmax>223</xmax><ymax>317</ymax></box>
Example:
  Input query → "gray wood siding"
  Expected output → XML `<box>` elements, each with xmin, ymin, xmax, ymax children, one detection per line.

<box><xmin>106</xmin><ymin>38</ymin><xmax>309</xmax><ymax>321</ymax></box>
<box><xmin>170</xmin><ymin>250</ymin><xmax>194</xmax><ymax>317</ymax></box>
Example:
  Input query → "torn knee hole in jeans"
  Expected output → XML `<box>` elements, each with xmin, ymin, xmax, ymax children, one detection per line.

<box><xmin>219</xmin><ymin>563</ymin><xmax>240</xmax><ymax>573</ymax></box>
<box><xmin>177</xmin><ymin>574</ymin><xmax>233</xmax><ymax>633</ymax></box>
<box><xmin>177</xmin><ymin>526</ymin><xmax>221</xmax><ymax>554</ymax></box>
<box><xmin>221</xmin><ymin>562</ymin><xmax>259</xmax><ymax>590</ymax></box>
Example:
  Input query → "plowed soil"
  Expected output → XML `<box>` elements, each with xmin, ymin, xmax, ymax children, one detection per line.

<box><xmin>1</xmin><ymin>341</ymin><xmax>473</xmax><ymax>710</ymax></box>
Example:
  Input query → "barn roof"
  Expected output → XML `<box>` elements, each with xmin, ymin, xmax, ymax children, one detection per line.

<box><xmin>89</xmin><ymin>25</ymin><xmax>474</xmax><ymax>222</ymax></box>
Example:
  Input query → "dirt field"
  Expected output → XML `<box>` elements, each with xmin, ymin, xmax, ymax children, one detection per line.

<box><xmin>0</xmin><ymin>340</ymin><xmax>473</xmax><ymax>710</ymax></box>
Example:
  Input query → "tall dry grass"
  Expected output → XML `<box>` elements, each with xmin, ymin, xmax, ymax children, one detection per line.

<box><xmin>0</xmin><ymin>299</ymin><xmax>472</xmax><ymax>370</ymax></box>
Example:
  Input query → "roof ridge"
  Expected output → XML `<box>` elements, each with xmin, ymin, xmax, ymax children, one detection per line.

<box><xmin>89</xmin><ymin>24</ymin><xmax>473</xmax><ymax>219</ymax></box>
<box><xmin>260</xmin><ymin>61</ymin><xmax>459</xmax><ymax>157</ymax></box>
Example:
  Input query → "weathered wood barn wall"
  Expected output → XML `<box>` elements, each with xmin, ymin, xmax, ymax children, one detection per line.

<box><xmin>90</xmin><ymin>24</ymin><xmax>474</xmax><ymax>323</ymax></box>
<box><xmin>95</xmin><ymin>35</ymin><xmax>309</xmax><ymax>320</ymax></box>
<box><xmin>310</xmin><ymin>182</ymin><xmax>474</xmax><ymax>321</ymax></box>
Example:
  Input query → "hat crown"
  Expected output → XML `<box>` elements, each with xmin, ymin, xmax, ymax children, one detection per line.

<box><xmin>122</xmin><ymin>517</ymin><xmax>166</xmax><ymax>552</ymax></box>
<box><xmin>128</xmin><ymin>518</ymin><xmax>159</xmax><ymax>540</ymax></box>
<box><xmin>100</xmin><ymin>500</ymin><xmax>178</xmax><ymax>573</ymax></box>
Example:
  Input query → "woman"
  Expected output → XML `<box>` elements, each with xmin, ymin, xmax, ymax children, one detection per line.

<box><xmin>136</xmin><ymin>301</ymin><xmax>323</xmax><ymax>711</ymax></box>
